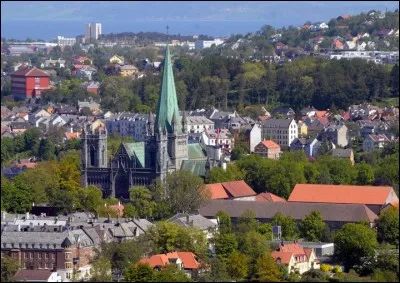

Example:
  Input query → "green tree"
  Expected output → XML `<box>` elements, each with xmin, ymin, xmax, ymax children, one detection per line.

<box><xmin>155</xmin><ymin>264</ymin><xmax>192</xmax><ymax>282</ymax></box>
<box><xmin>129</xmin><ymin>186</ymin><xmax>156</xmax><ymax>218</ymax></box>
<box><xmin>236</xmin><ymin>209</ymin><xmax>258</xmax><ymax>234</ymax></box>
<box><xmin>254</xmin><ymin>252</ymin><xmax>282</xmax><ymax>282</ymax></box>
<box><xmin>124</xmin><ymin>262</ymin><xmax>155</xmax><ymax>282</ymax></box>
<box><xmin>82</xmin><ymin>185</ymin><xmax>104</xmax><ymax>213</ymax></box>
<box><xmin>1</xmin><ymin>256</ymin><xmax>20</xmax><ymax>282</ymax></box>
<box><xmin>334</xmin><ymin>223</ymin><xmax>378</xmax><ymax>272</ymax></box>
<box><xmin>301</xmin><ymin>269</ymin><xmax>329</xmax><ymax>282</ymax></box>
<box><xmin>355</xmin><ymin>163</ymin><xmax>375</xmax><ymax>185</ymax></box>
<box><xmin>376</xmin><ymin>206</ymin><xmax>399</xmax><ymax>246</ymax></box>
<box><xmin>214</xmin><ymin>233</ymin><xmax>238</xmax><ymax>260</ymax></box>
<box><xmin>299</xmin><ymin>211</ymin><xmax>326</xmax><ymax>242</ymax></box>
<box><xmin>163</xmin><ymin>170</ymin><xmax>210</xmax><ymax>214</ymax></box>
<box><xmin>196</xmin><ymin>258</ymin><xmax>231</xmax><ymax>282</ymax></box>
<box><xmin>215</xmin><ymin>210</ymin><xmax>232</xmax><ymax>235</ymax></box>
<box><xmin>123</xmin><ymin>204</ymin><xmax>138</xmax><ymax>218</ymax></box>
<box><xmin>272</xmin><ymin>212</ymin><xmax>298</xmax><ymax>240</ymax></box>
<box><xmin>90</xmin><ymin>256</ymin><xmax>112</xmax><ymax>282</ymax></box>
<box><xmin>227</xmin><ymin>251</ymin><xmax>249</xmax><ymax>281</ymax></box>
<box><xmin>37</xmin><ymin>138</ymin><xmax>55</xmax><ymax>161</ymax></box>
<box><xmin>205</xmin><ymin>164</ymin><xmax>244</xmax><ymax>183</ymax></box>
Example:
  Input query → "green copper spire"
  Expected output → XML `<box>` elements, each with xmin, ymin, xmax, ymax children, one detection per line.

<box><xmin>155</xmin><ymin>45</ymin><xmax>180</xmax><ymax>134</ymax></box>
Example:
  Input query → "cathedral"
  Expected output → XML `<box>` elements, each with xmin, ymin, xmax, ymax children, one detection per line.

<box><xmin>81</xmin><ymin>45</ymin><xmax>215</xmax><ymax>199</ymax></box>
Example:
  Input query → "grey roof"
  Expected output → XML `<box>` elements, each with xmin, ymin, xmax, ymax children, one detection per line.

<box><xmin>271</xmin><ymin>107</ymin><xmax>295</xmax><ymax>115</ymax></box>
<box><xmin>187</xmin><ymin>116</ymin><xmax>214</xmax><ymax>124</ymax></box>
<box><xmin>200</xmin><ymin>200</ymin><xmax>378</xmax><ymax>223</ymax></box>
<box><xmin>167</xmin><ymin>213</ymin><xmax>217</xmax><ymax>230</ymax></box>
<box><xmin>262</xmin><ymin>118</ymin><xmax>294</xmax><ymax>128</ymax></box>
<box><xmin>332</xmin><ymin>148</ymin><xmax>353</xmax><ymax>158</ymax></box>
<box><xmin>1</xmin><ymin>230</ymin><xmax>69</xmax><ymax>249</ymax></box>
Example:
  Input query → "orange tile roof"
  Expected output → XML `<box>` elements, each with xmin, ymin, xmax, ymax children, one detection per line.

<box><xmin>288</xmin><ymin>184</ymin><xmax>395</xmax><ymax>205</ymax></box>
<box><xmin>261</xmin><ymin>140</ymin><xmax>280</xmax><ymax>149</ymax></box>
<box><xmin>271</xmin><ymin>251</ymin><xmax>294</xmax><ymax>264</ymax></box>
<box><xmin>315</xmin><ymin>111</ymin><xmax>328</xmax><ymax>118</ymax></box>
<box><xmin>256</xmin><ymin>192</ymin><xmax>287</xmax><ymax>202</ymax></box>
<box><xmin>138</xmin><ymin>252</ymin><xmax>200</xmax><ymax>270</ymax></box>
<box><xmin>15</xmin><ymin>162</ymin><xmax>38</xmax><ymax>169</ymax></box>
<box><xmin>221</xmin><ymin>180</ymin><xmax>256</xmax><ymax>198</ymax></box>
<box><xmin>65</xmin><ymin>132</ymin><xmax>80</xmax><ymax>140</ymax></box>
<box><xmin>205</xmin><ymin>183</ymin><xmax>229</xmax><ymax>199</ymax></box>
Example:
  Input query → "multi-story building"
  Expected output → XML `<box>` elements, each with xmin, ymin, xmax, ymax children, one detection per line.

<box><xmin>56</xmin><ymin>36</ymin><xmax>76</xmax><ymax>46</ymax></box>
<box><xmin>262</xmin><ymin>118</ymin><xmax>298</xmax><ymax>149</ymax></box>
<box><xmin>85</xmin><ymin>23</ymin><xmax>102</xmax><ymax>40</ymax></box>
<box><xmin>186</xmin><ymin>116</ymin><xmax>214</xmax><ymax>134</ymax></box>
<box><xmin>105</xmin><ymin>112</ymin><xmax>152</xmax><ymax>141</ymax></box>
<box><xmin>362</xmin><ymin>134</ymin><xmax>392</xmax><ymax>152</ymax></box>
<box><xmin>200</xmin><ymin>128</ymin><xmax>234</xmax><ymax>153</ymax></box>
<box><xmin>254</xmin><ymin>140</ymin><xmax>282</xmax><ymax>160</ymax></box>
<box><xmin>120</xmin><ymin>65</ymin><xmax>138</xmax><ymax>76</ymax></box>
<box><xmin>195</xmin><ymin>39</ymin><xmax>225</xmax><ymax>49</ymax></box>
<box><xmin>320</xmin><ymin>124</ymin><xmax>349</xmax><ymax>147</ymax></box>
<box><xmin>11</xmin><ymin>67</ymin><xmax>50</xmax><ymax>101</ymax></box>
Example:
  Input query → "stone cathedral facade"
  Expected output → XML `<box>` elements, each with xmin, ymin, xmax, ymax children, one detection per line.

<box><xmin>82</xmin><ymin>45</ymin><xmax>210</xmax><ymax>199</ymax></box>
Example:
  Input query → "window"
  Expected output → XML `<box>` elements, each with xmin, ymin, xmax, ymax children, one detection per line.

<box><xmin>35</xmin><ymin>77</ymin><xmax>40</xmax><ymax>83</ymax></box>
<box><xmin>65</xmin><ymin>262</ymin><xmax>73</xmax><ymax>269</ymax></box>
<box><xmin>38</xmin><ymin>253</ymin><xmax>42</xmax><ymax>259</ymax></box>
<box><xmin>45</xmin><ymin>253</ymin><xmax>49</xmax><ymax>259</ymax></box>
<box><xmin>66</xmin><ymin>273</ymin><xmax>71</xmax><ymax>279</ymax></box>
<box><xmin>52</xmin><ymin>253</ymin><xmax>55</xmax><ymax>259</ymax></box>
<box><xmin>24</xmin><ymin>253</ymin><xmax>28</xmax><ymax>259</ymax></box>
<box><xmin>30</xmin><ymin>252</ymin><xmax>33</xmax><ymax>259</ymax></box>
<box><xmin>65</xmin><ymin>252</ymin><xmax>71</xmax><ymax>260</ymax></box>
<box><xmin>44</xmin><ymin>262</ymin><xmax>48</xmax><ymax>269</ymax></box>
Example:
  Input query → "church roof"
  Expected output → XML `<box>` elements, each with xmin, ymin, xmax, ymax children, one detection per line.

<box><xmin>188</xmin><ymin>144</ymin><xmax>206</xmax><ymax>160</ymax></box>
<box><xmin>123</xmin><ymin>142</ymin><xmax>145</xmax><ymax>168</ymax></box>
<box><xmin>155</xmin><ymin>45</ymin><xmax>181</xmax><ymax>134</ymax></box>
<box><xmin>181</xmin><ymin>160</ymin><xmax>207</xmax><ymax>177</ymax></box>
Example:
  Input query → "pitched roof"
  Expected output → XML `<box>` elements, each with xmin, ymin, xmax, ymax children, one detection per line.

<box><xmin>123</xmin><ymin>142</ymin><xmax>145</xmax><ymax>168</ymax></box>
<box><xmin>332</xmin><ymin>148</ymin><xmax>353</xmax><ymax>158</ymax></box>
<box><xmin>14</xmin><ymin>269</ymin><xmax>53</xmax><ymax>281</ymax></box>
<box><xmin>188</xmin><ymin>143</ymin><xmax>206</xmax><ymax>159</ymax></box>
<box><xmin>65</xmin><ymin>132</ymin><xmax>80</xmax><ymax>140</ymax></box>
<box><xmin>221</xmin><ymin>180</ymin><xmax>257</xmax><ymax>198</ymax></box>
<box><xmin>181</xmin><ymin>160</ymin><xmax>207</xmax><ymax>177</ymax></box>
<box><xmin>200</xmin><ymin>199</ymin><xmax>379</xmax><ymax>223</ymax></box>
<box><xmin>11</xmin><ymin>67</ymin><xmax>50</xmax><ymax>77</ymax></box>
<box><xmin>167</xmin><ymin>213</ymin><xmax>217</xmax><ymax>230</ymax></box>
<box><xmin>271</xmin><ymin>251</ymin><xmax>293</xmax><ymax>264</ymax></box>
<box><xmin>205</xmin><ymin>183</ymin><xmax>230</xmax><ymax>199</ymax></box>
<box><xmin>288</xmin><ymin>184</ymin><xmax>395</xmax><ymax>205</ymax></box>
<box><xmin>260</xmin><ymin>140</ymin><xmax>280</xmax><ymax>149</ymax></box>
<box><xmin>138</xmin><ymin>252</ymin><xmax>200</xmax><ymax>270</ymax></box>
<box><xmin>262</xmin><ymin>118</ymin><xmax>294</xmax><ymax>128</ymax></box>
<box><xmin>256</xmin><ymin>192</ymin><xmax>287</xmax><ymax>202</ymax></box>
<box><xmin>15</xmin><ymin>162</ymin><xmax>38</xmax><ymax>169</ymax></box>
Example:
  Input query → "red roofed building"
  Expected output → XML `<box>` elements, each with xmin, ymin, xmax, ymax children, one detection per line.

<box><xmin>254</xmin><ymin>140</ymin><xmax>282</xmax><ymax>159</ymax></box>
<box><xmin>271</xmin><ymin>242</ymin><xmax>319</xmax><ymax>274</ymax></box>
<box><xmin>138</xmin><ymin>252</ymin><xmax>200</xmax><ymax>278</ymax></box>
<box><xmin>288</xmin><ymin>184</ymin><xmax>399</xmax><ymax>214</ymax></box>
<box><xmin>205</xmin><ymin>180</ymin><xmax>257</xmax><ymax>201</ymax></box>
<box><xmin>11</xmin><ymin>67</ymin><xmax>50</xmax><ymax>101</ymax></box>
<box><xmin>256</xmin><ymin>192</ymin><xmax>287</xmax><ymax>202</ymax></box>
<box><xmin>74</xmin><ymin>56</ymin><xmax>92</xmax><ymax>65</ymax></box>
<box><xmin>332</xmin><ymin>39</ymin><xmax>344</xmax><ymax>49</ymax></box>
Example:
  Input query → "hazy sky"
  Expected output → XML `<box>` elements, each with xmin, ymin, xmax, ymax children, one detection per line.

<box><xmin>2</xmin><ymin>1</ymin><xmax>398</xmax><ymax>23</ymax></box>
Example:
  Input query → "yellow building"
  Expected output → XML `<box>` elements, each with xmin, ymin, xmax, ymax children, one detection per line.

<box><xmin>109</xmin><ymin>55</ymin><xmax>125</xmax><ymax>65</ymax></box>
<box><xmin>298</xmin><ymin>121</ymin><xmax>308</xmax><ymax>137</ymax></box>
<box><xmin>120</xmin><ymin>65</ymin><xmax>138</xmax><ymax>77</ymax></box>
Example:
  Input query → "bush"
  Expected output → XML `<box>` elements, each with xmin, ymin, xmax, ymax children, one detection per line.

<box><xmin>320</xmin><ymin>264</ymin><xmax>332</xmax><ymax>272</ymax></box>
<box><xmin>331</xmin><ymin>266</ymin><xmax>342</xmax><ymax>273</ymax></box>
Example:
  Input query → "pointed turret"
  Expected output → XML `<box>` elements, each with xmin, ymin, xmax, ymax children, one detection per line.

<box><xmin>154</xmin><ymin>45</ymin><xmax>180</xmax><ymax>134</ymax></box>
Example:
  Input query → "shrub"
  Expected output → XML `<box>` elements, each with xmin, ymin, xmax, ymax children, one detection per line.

<box><xmin>331</xmin><ymin>266</ymin><xmax>342</xmax><ymax>273</ymax></box>
<box><xmin>320</xmin><ymin>264</ymin><xmax>332</xmax><ymax>272</ymax></box>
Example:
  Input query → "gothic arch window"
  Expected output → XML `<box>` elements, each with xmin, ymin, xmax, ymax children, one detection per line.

<box><xmin>90</xmin><ymin>146</ymin><xmax>96</xmax><ymax>167</ymax></box>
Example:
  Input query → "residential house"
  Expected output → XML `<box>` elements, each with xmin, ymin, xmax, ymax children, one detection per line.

<box><xmin>76</xmin><ymin>67</ymin><xmax>97</xmax><ymax>81</ymax></box>
<box><xmin>262</xmin><ymin>118</ymin><xmax>298</xmax><ymax>149</ymax></box>
<box><xmin>78</xmin><ymin>99</ymin><xmax>101</xmax><ymax>113</ymax></box>
<box><xmin>362</xmin><ymin>134</ymin><xmax>391</xmax><ymax>152</ymax></box>
<box><xmin>205</xmin><ymin>180</ymin><xmax>257</xmax><ymax>201</ymax></box>
<box><xmin>73</xmin><ymin>56</ymin><xmax>92</xmax><ymax>65</ymax></box>
<box><xmin>320</xmin><ymin>124</ymin><xmax>349</xmax><ymax>147</ymax></box>
<box><xmin>9</xmin><ymin>121</ymin><xmax>31</xmax><ymax>135</ymax></box>
<box><xmin>200</xmin><ymin>128</ymin><xmax>233</xmax><ymax>153</ymax></box>
<box><xmin>271</xmin><ymin>242</ymin><xmax>320</xmax><ymax>274</ymax></box>
<box><xmin>254</xmin><ymin>140</ymin><xmax>282</xmax><ymax>160</ymax></box>
<box><xmin>28</xmin><ymin>109</ymin><xmax>51</xmax><ymax>123</ymax></box>
<box><xmin>105</xmin><ymin>112</ymin><xmax>152</xmax><ymax>141</ymax></box>
<box><xmin>345</xmin><ymin>41</ymin><xmax>357</xmax><ymax>50</ymax></box>
<box><xmin>138</xmin><ymin>252</ymin><xmax>200</xmax><ymax>279</ymax></box>
<box><xmin>304</xmin><ymin>138</ymin><xmax>321</xmax><ymax>157</ymax></box>
<box><xmin>297</xmin><ymin>121</ymin><xmax>308</xmax><ymax>137</ymax></box>
<box><xmin>104</xmin><ymin>54</ymin><xmax>125</xmax><ymax>65</ymax></box>
<box><xmin>120</xmin><ymin>65</ymin><xmax>138</xmax><ymax>77</ymax></box>
<box><xmin>332</xmin><ymin>39</ymin><xmax>344</xmax><ymax>50</ymax></box>
<box><xmin>200</xmin><ymin>199</ymin><xmax>378</xmax><ymax>231</ymax></box>
<box><xmin>13</xmin><ymin>270</ymin><xmax>62</xmax><ymax>282</ymax></box>
<box><xmin>288</xmin><ymin>184</ymin><xmax>399</xmax><ymax>215</ymax></box>
<box><xmin>271</xmin><ymin>106</ymin><xmax>295</xmax><ymax>118</ymax></box>
<box><xmin>246</xmin><ymin>123</ymin><xmax>262</xmax><ymax>153</ymax></box>
<box><xmin>86</xmin><ymin>81</ymin><xmax>100</xmax><ymax>95</ymax></box>
<box><xmin>186</xmin><ymin>116</ymin><xmax>214</xmax><ymax>134</ymax></box>
<box><xmin>332</xmin><ymin>148</ymin><xmax>354</xmax><ymax>165</ymax></box>
<box><xmin>290</xmin><ymin>138</ymin><xmax>308</xmax><ymax>151</ymax></box>
<box><xmin>11</xmin><ymin>67</ymin><xmax>51</xmax><ymax>101</ymax></box>
<box><xmin>300</xmin><ymin>106</ymin><xmax>317</xmax><ymax>118</ymax></box>
<box><xmin>41</xmin><ymin>58</ymin><xmax>65</xmax><ymax>68</ymax></box>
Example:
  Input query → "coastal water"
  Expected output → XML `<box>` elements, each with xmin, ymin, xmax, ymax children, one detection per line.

<box><xmin>1</xmin><ymin>19</ymin><xmax>287</xmax><ymax>41</ymax></box>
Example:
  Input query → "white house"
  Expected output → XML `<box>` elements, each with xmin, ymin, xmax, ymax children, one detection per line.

<box><xmin>248</xmin><ymin>123</ymin><xmax>262</xmax><ymax>153</ymax></box>
<box><xmin>201</xmin><ymin>128</ymin><xmax>233</xmax><ymax>152</ymax></box>
<box><xmin>186</xmin><ymin>116</ymin><xmax>214</xmax><ymax>134</ymax></box>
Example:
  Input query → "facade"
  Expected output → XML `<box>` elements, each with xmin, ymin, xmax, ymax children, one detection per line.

<box><xmin>320</xmin><ymin>124</ymin><xmax>349</xmax><ymax>147</ymax></box>
<box><xmin>82</xmin><ymin>46</ymin><xmax>215</xmax><ymax>199</ymax></box>
<box><xmin>120</xmin><ymin>65</ymin><xmax>138</xmax><ymax>76</ymax></box>
<box><xmin>362</xmin><ymin>134</ymin><xmax>391</xmax><ymax>152</ymax></box>
<box><xmin>195</xmin><ymin>39</ymin><xmax>224</xmax><ymax>49</ymax></box>
<box><xmin>41</xmin><ymin>58</ymin><xmax>65</xmax><ymax>68</ymax></box>
<box><xmin>11</xmin><ymin>67</ymin><xmax>50</xmax><ymax>101</ymax></box>
<box><xmin>105</xmin><ymin>112</ymin><xmax>151</xmax><ymax>141</ymax></box>
<box><xmin>186</xmin><ymin>116</ymin><xmax>214</xmax><ymax>134</ymax></box>
<box><xmin>247</xmin><ymin>123</ymin><xmax>262</xmax><ymax>153</ymax></box>
<box><xmin>332</xmin><ymin>148</ymin><xmax>354</xmax><ymax>165</ymax></box>
<box><xmin>85</xmin><ymin>23</ymin><xmax>102</xmax><ymax>40</ymax></box>
<box><xmin>200</xmin><ymin>128</ymin><xmax>233</xmax><ymax>153</ymax></box>
<box><xmin>271</xmin><ymin>243</ymin><xmax>320</xmax><ymax>274</ymax></box>
<box><xmin>254</xmin><ymin>140</ymin><xmax>282</xmax><ymax>160</ymax></box>
<box><xmin>56</xmin><ymin>36</ymin><xmax>76</xmax><ymax>46</ymax></box>
<box><xmin>262</xmin><ymin>118</ymin><xmax>298</xmax><ymax>149</ymax></box>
